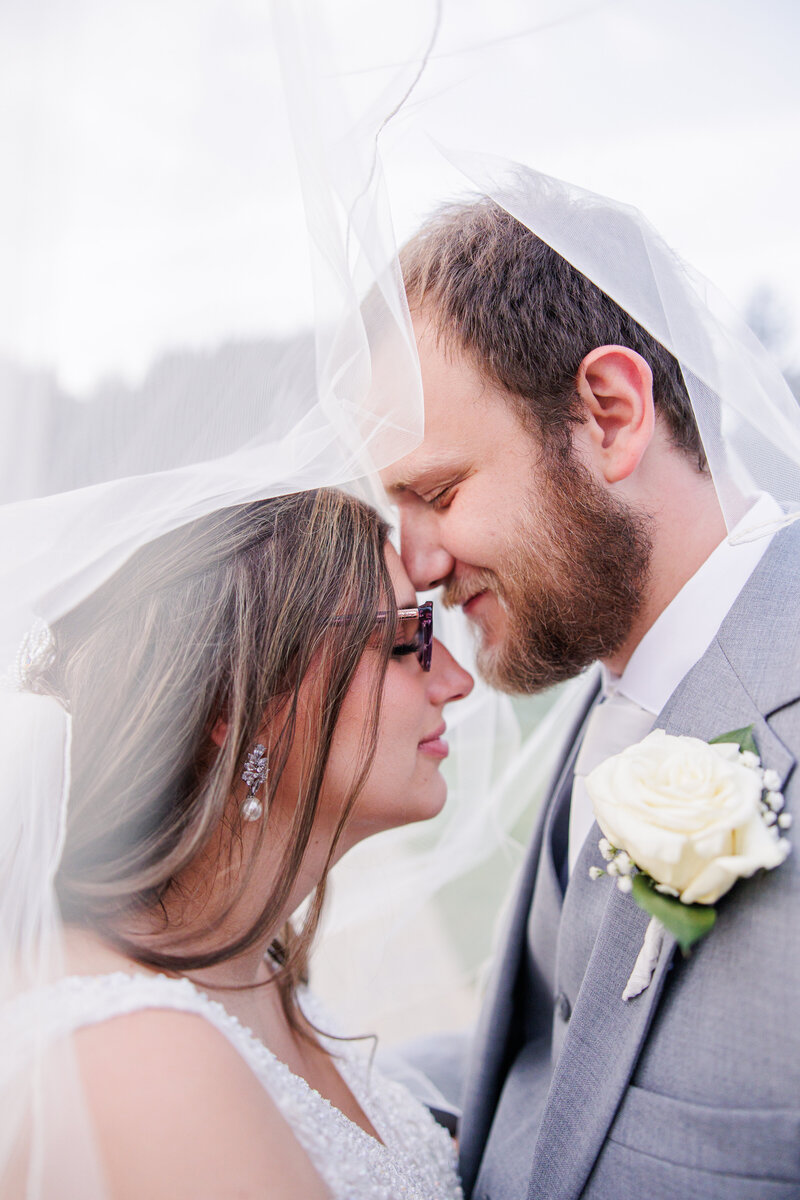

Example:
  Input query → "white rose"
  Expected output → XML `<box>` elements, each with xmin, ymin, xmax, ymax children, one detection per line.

<box><xmin>586</xmin><ymin>729</ymin><xmax>790</xmax><ymax>905</ymax></box>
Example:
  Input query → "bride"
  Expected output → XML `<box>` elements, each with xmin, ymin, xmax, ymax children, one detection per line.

<box><xmin>2</xmin><ymin>488</ymin><xmax>472</xmax><ymax>1199</ymax></box>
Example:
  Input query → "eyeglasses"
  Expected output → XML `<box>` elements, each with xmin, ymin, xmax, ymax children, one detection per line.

<box><xmin>332</xmin><ymin>599</ymin><xmax>434</xmax><ymax>671</ymax></box>
<box><xmin>378</xmin><ymin>600</ymin><xmax>434</xmax><ymax>672</ymax></box>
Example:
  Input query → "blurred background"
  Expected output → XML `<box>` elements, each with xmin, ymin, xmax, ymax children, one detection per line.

<box><xmin>3</xmin><ymin>1</ymin><xmax>799</xmax><ymax>395</ymax></box>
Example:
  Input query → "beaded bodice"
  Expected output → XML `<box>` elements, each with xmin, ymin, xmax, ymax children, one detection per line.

<box><xmin>17</xmin><ymin>971</ymin><xmax>462</xmax><ymax>1200</ymax></box>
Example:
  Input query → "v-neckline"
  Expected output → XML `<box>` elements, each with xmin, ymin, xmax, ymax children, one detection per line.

<box><xmin>223</xmin><ymin>991</ymin><xmax>388</xmax><ymax>1148</ymax></box>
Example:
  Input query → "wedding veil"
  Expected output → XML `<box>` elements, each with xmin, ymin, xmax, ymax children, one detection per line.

<box><xmin>3</xmin><ymin>1</ymin><xmax>800</xmax><ymax>1194</ymax></box>
<box><xmin>0</xmin><ymin>2</ymin><xmax>438</xmax><ymax>1193</ymax></box>
<box><xmin>448</xmin><ymin>151</ymin><xmax>800</xmax><ymax>540</ymax></box>
<box><xmin>311</xmin><ymin>0</ymin><xmax>800</xmax><ymax>1041</ymax></box>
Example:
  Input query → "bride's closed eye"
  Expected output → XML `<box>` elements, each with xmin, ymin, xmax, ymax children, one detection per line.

<box><xmin>381</xmin><ymin>600</ymin><xmax>433</xmax><ymax>672</ymax></box>
<box><xmin>391</xmin><ymin>629</ymin><xmax>423</xmax><ymax>660</ymax></box>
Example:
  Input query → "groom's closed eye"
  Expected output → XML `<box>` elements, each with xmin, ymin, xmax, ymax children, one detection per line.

<box><xmin>386</xmin><ymin>456</ymin><xmax>469</xmax><ymax>503</ymax></box>
<box><xmin>418</xmin><ymin>471</ymin><xmax>470</xmax><ymax>509</ymax></box>
<box><xmin>426</xmin><ymin>483</ymin><xmax>458</xmax><ymax>510</ymax></box>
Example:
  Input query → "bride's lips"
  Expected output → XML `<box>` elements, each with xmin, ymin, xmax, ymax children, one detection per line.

<box><xmin>418</xmin><ymin>722</ymin><xmax>448</xmax><ymax>759</ymax></box>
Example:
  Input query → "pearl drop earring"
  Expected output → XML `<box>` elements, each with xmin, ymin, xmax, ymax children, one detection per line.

<box><xmin>240</xmin><ymin>743</ymin><xmax>269</xmax><ymax>821</ymax></box>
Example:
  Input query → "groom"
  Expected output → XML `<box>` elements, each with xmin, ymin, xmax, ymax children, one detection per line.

<box><xmin>381</xmin><ymin>199</ymin><xmax>800</xmax><ymax>1198</ymax></box>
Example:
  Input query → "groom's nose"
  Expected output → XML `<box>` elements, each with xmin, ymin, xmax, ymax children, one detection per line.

<box><xmin>399</xmin><ymin>509</ymin><xmax>456</xmax><ymax>592</ymax></box>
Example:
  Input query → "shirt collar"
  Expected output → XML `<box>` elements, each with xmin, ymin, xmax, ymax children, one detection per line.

<box><xmin>602</xmin><ymin>492</ymin><xmax>783</xmax><ymax>714</ymax></box>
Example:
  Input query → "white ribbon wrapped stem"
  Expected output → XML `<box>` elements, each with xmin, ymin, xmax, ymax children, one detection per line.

<box><xmin>622</xmin><ymin>916</ymin><xmax>665</xmax><ymax>1002</ymax></box>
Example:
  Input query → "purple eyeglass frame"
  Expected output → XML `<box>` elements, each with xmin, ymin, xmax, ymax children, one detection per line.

<box><xmin>377</xmin><ymin>600</ymin><xmax>434</xmax><ymax>672</ymax></box>
<box><xmin>331</xmin><ymin>600</ymin><xmax>434</xmax><ymax>671</ymax></box>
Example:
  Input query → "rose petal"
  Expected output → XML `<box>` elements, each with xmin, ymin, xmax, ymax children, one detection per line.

<box><xmin>680</xmin><ymin>858</ymin><xmax>741</xmax><ymax>905</ymax></box>
<box><xmin>691</xmin><ymin>827</ymin><xmax>734</xmax><ymax>860</ymax></box>
<box><xmin>593</xmin><ymin>804</ymin><xmax>688</xmax><ymax>869</ymax></box>
<box><xmin>736</xmin><ymin>812</ymin><xmax>792</xmax><ymax>867</ymax></box>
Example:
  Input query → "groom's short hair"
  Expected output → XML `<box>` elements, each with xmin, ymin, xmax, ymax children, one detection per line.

<box><xmin>400</xmin><ymin>199</ymin><xmax>706</xmax><ymax>470</ymax></box>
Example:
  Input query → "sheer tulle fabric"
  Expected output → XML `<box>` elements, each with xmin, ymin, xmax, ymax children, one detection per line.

<box><xmin>0</xmin><ymin>2</ymin><xmax>429</xmax><ymax>1193</ymax></box>
<box><xmin>445</xmin><ymin>150</ymin><xmax>800</xmax><ymax>539</ymax></box>
<box><xmin>3</xmin><ymin>2</ymin><xmax>799</xmax><ymax>1195</ymax></box>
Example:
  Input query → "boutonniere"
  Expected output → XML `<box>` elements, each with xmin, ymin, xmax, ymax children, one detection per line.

<box><xmin>586</xmin><ymin>726</ymin><xmax>792</xmax><ymax>1001</ymax></box>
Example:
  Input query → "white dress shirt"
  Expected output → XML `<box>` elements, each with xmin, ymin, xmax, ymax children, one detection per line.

<box><xmin>567</xmin><ymin>491</ymin><xmax>783</xmax><ymax>873</ymax></box>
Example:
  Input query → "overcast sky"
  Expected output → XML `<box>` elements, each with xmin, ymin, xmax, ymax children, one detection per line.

<box><xmin>1</xmin><ymin>0</ymin><xmax>798</xmax><ymax>392</ymax></box>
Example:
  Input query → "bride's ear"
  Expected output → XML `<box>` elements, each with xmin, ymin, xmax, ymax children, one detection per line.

<box><xmin>575</xmin><ymin>345</ymin><xmax>655</xmax><ymax>483</ymax></box>
<box><xmin>210</xmin><ymin>711</ymin><xmax>275</xmax><ymax>751</ymax></box>
<box><xmin>209</xmin><ymin>717</ymin><xmax>228</xmax><ymax>749</ymax></box>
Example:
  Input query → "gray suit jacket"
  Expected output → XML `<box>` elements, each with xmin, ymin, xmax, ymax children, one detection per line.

<box><xmin>459</xmin><ymin>522</ymin><xmax>800</xmax><ymax>1200</ymax></box>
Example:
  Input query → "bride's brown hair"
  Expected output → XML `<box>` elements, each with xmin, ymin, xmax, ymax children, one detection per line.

<box><xmin>34</xmin><ymin>489</ymin><xmax>395</xmax><ymax>1019</ymax></box>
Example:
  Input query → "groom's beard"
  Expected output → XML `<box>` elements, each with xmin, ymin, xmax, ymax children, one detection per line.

<box><xmin>444</xmin><ymin>455</ymin><xmax>652</xmax><ymax>695</ymax></box>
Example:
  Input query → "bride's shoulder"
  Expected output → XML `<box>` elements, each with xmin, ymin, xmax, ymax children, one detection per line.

<box><xmin>74</xmin><ymin>993</ymin><xmax>329</xmax><ymax>1200</ymax></box>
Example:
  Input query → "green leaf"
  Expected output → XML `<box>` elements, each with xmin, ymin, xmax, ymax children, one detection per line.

<box><xmin>709</xmin><ymin>724</ymin><xmax>758</xmax><ymax>757</ymax></box>
<box><xmin>631</xmin><ymin>874</ymin><xmax>717</xmax><ymax>954</ymax></box>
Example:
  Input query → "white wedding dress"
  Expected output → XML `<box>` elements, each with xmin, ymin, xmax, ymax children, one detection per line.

<box><xmin>7</xmin><ymin>970</ymin><xmax>463</xmax><ymax>1200</ymax></box>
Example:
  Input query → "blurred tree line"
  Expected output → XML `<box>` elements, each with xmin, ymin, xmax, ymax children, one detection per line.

<box><xmin>745</xmin><ymin>284</ymin><xmax>800</xmax><ymax>400</ymax></box>
<box><xmin>2</xmin><ymin>283</ymin><xmax>797</xmax><ymax>506</ymax></box>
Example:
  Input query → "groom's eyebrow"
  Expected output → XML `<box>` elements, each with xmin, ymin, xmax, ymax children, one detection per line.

<box><xmin>388</xmin><ymin>457</ymin><xmax>460</xmax><ymax>497</ymax></box>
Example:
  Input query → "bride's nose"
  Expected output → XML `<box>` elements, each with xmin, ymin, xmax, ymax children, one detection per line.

<box><xmin>427</xmin><ymin>638</ymin><xmax>473</xmax><ymax>706</ymax></box>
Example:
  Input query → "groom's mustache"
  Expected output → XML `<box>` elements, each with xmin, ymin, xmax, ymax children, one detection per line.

<box><xmin>442</xmin><ymin>568</ymin><xmax>502</xmax><ymax>610</ymax></box>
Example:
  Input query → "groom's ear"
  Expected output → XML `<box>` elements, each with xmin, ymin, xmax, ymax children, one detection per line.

<box><xmin>574</xmin><ymin>346</ymin><xmax>655</xmax><ymax>484</ymax></box>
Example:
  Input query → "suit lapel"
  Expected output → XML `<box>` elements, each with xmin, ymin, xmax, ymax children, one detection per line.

<box><xmin>527</xmin><ymin>608</ymin><xmax>796</xmax><ymax>1200</ymax></box>
<box><xmin>658</xmin><ymin>640</ymin><xmax>795</xmax><ymax>786</ymax></box>
<box><xmin>458</xmin><ymin>672</ymin><xmax>600</xmax><ymax>1196</ymax></box>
